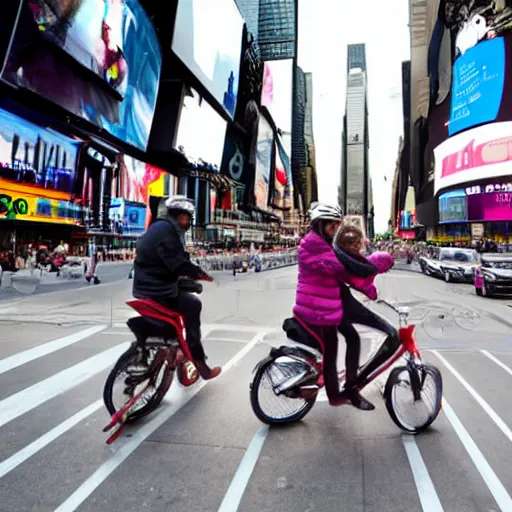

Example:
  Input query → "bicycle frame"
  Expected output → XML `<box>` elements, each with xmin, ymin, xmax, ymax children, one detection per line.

<box><xmin>103</xmin><ymin>299</ymin><xmax>198</xmax><ymax>444</ymax></box>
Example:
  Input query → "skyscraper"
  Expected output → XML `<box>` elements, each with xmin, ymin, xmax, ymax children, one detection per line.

<box><xmin>234</xmin><ymin>0</ymin><xmax>260</xmax><ymax>39</ymax></box>
<box><xmin>347</xmin><ymin>43</ymin><xmax>367</xmax><ymax>72</ymax></box>
<box><xmin>258</xmin><ymin>0</ymin><xmax>296</xmax><ymax>60</ymax></box>
<box><xmin>340</xmin><ymin>44</ymin><xmax>373</xmax><ymax>234</ymax></box>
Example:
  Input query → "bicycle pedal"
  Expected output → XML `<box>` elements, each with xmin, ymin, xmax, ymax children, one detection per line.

<box><xmin>105</xmin><ymin>425</ymin><xmax>123</xmax><ymax>445</ymax></box>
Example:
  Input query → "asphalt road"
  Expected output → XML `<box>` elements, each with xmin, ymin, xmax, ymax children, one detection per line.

<box><xmin>0</xmin><ymin>267</ymin><xmax>511</xmax><ymax>512</ymax></box>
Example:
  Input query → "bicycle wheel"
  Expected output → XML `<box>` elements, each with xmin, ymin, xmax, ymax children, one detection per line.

<box><xmin>103</xmin><ymin>344</ymin><xmax>174</xmax><ymax>423</ymax></box>
<box><xmin>250</xmin><ymin>356</ymin><xmax>317</xmax><ymax>425</ymax></box>
<box><xmin>384</xmin><ymin>363</ymin><xmax>443</xmax><ymax>433</ymax></box>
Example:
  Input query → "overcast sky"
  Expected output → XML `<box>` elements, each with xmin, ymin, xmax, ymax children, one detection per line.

<box><xmin>297</xmin><ymin>0</ymin><xmax>410</xmax><ymax>233</ymax></box>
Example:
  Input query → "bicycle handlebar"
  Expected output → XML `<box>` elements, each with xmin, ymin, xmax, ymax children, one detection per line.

<box><xmin>377</xmin><ymin>299</ymin><xmax>409</xmax><ymax>316</ymax></box>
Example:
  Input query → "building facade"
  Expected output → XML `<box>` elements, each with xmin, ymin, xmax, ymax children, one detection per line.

<box><xmin>347</xmin><ymin>43</ymin><xmax>367</xmax><ymax>72</ymax></box>
<box><xmin>234</xmin><ymin>0</ymin><xmax>260</xmax><ymax>39</ymax></box>
<box><xmin>340</xmin><ymin>44</ymin><xmax>373</xmax><ymax>235</ymax></box>
<box><xmin>303</xmin><ymin>72</ymin><xmax>318</xmax><ymax>208</ymax></box>
<box><xmin>257</xmin><ymin>0</ymin><xmax>296</xmax><ymax>60</ymax></box>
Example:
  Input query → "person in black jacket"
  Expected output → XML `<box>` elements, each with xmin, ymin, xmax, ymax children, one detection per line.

<box><xmin>133</xmin><ymin>195</ymin><xmax>221</xmax><ymax>380</ymax></box>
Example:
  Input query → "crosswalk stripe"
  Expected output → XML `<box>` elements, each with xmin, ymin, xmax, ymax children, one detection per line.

<box><xmin>402</xmin><ymin>436</ymin><xmax>444</xmax><ymax>512</ymax></box>
<box><xmin>0</xmin><ymin>326</ymin><xmax>107</xmax><ymax>375</ymax></box>
<box><xmin>53</xmin><ymin>331</ymin><xmax>266</xmax><ymax>512</ymax></box>
<box><xmin>480</xmin><ymin>350</ymin><xmax>512</xmax><ymax>378</ymax></box>
<box><xmin>0</xmin><ymin>342</ymin><xmax>129</xmax><ymax>428</ymax></box>
<box><xmin>0</xmin><ymin>400</ymin><xmax>103</xmax><ymax>478</ymax></box>
<box><xmin>217</xmin><ymin>426</ymin><xmax>269</xmax><ymax>512</ymax></box>
<box><xmin>432</xmin><ymin>350</ymin><xmax>512</xmax><ymax>445</ymax></box>
<box><xmin>442</xmin><ymin>398</ymin><xmax>512</xmax><ymax>510</ymax></box>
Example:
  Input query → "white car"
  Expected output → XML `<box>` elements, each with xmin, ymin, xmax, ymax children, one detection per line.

<box><xmin>420</xmin><ymin>248</ymin><xmax>477</xmax><ymax>283</ymax></box>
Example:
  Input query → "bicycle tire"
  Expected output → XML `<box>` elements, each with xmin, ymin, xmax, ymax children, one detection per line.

<box><xmin>103</xmin><ymin>344</ymin><xmax>174</xmax><ymax>423</ymax></box>
<box><xmin>384</xmin><ymin>363</ymin><xmax>443</xmax><ymax>434</ymax></box>
<box><xmin>250</xmin><ymin>357</ymin><xmax>316</xmax><ymax>425</ymax></box>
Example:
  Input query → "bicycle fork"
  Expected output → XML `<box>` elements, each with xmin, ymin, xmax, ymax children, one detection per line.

<box><xmin>102</xmin><ymin>349</ymin><xmax>171</xmax><ymax>444</ymax></box>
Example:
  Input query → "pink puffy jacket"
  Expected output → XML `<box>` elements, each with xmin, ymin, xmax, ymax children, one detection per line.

<box><xmin>293</xmin><ymin>231</ymin><xmax>394</xmax><ymax>326</ymax></box>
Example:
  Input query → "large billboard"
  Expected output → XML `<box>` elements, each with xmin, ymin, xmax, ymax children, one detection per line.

<box><xmin>429</xmin><ymin>1</ymin><xmax>512</xmax><ymax>143</ymax></box>
<box><xmin>261</xmin><ymin>59</ymin><xmax>294</xmax><ymax>210</ymax></box>
<box><xmin>434</xmin><ymin>121</ymin><xmax>512</xmax><ymax>194</ymax></box>
<box><xmin>254</xmin><ymin>116</ymin><xmax>273</xmax><ymax>210</ymax></box>
<box><xmin>2</xmin><ymin>0</ymin><xmax>162</xmax><ymax>151</ymax></box>
<box><xmin>439</xmin><ymin>178</ymin><xmax>512</xmax><ymax>223</ymax></box>
<box><xmin>0</xmin><ymin>107</ymin><xmax>80</xmax><ymax>196</ymax></box>
<box><xmin>175</xmin><ymin>88</ymin><xmax>227</xmax><ymax>170</ymax></box>
<box><xmin>117</xmin><ymin>156</ymin><xmax>166</xmax><ymax>205</ymax></box>
<box><xmin>448</xmin><ymin>36</ymin><xmax>505</xmax><ymax>136</ymax></box>
<box><xmin>0</xmin><ymin>181</ymin><xmax>82</xmax><ymax>224</ymax></box>
<box><xmin>261</xmin><ymin>59</ymin><xmax>293</xmax><ymax>141</ymax></box>
<box><xmin>172</xmin><ymin>0</ymin><xmax>243</xmax><ymax>118</ymax></box>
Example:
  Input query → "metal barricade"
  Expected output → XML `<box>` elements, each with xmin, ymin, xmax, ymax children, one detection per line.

<box><xmin>191</xmin><ymin>249</ymin><xmax>298</xmax><ymax>273</ymax></box>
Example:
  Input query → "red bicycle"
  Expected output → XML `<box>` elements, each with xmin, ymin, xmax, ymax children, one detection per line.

<box><xmin>102</xmin><ymin>285</ymin><xmax>203</xmax><ymax>444</ymax></box>
<box><xmin>250</xmin><ymin>300</ymin><xmax>443</xmax><ymax>433</ymax></box>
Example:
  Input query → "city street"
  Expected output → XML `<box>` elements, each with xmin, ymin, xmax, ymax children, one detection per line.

<box><xmin>0</xmin><ymin>263</ymin><xmax>134</xmax><ymax>303</ymax></box>
<box><xmin>0</xmin><ymin>267</ymin><xmax>511</xmax><ymax>511</ymax></box>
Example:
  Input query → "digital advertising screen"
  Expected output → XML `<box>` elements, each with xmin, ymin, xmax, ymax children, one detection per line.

<box><xmin>439</xmin><ymin>179</ymin><xmax>512</xmax><ymax>222</ymax></box>
<box><xmin>438</xmin><ymin>189</ymin><xmax>468</xmax><ymax>223</ymax></box>
<box><xmin>261</xmin><ymin>59</ymin><xmax>293</xmax><ymax>138</ymax></box>
<box><xmin>109</xmin><ymin>197</ymin><xmax>146</xmax><ymax>234</ymax></box>
<box><xmin>3</xmin><ymin>0</ymin><xmax>162</xmax><ymax>151</ymax></box>
<box><xmin>0</xmin><ymin>107</ymin><xmax>79</xmax><ymax>197</ymax></box>
<box><xmin>175</xmin><ymin>88</ymin><xmax>227</xmax><ymax>170</ymax></box>
<box><xmin>0</xmin><ymin>180</ymin><xmax>82</xmax><ymax>224</ymax></box>
<box><xmin>272</xmin><ymin>141</ymin><xmax>286</xmax><ymax>210</ymax></box>
<box><xmin>254</xmin><ymin>116</ymin><xmax>273</xmax><ymax>210</ymax></box>
<box><xmin>118</xmin><ymin>156</ymin><xmax>166</xmax><ymax>205</ymax></box>
<box><xmin>275</xmin><ymin>133</ymin><xmax>293</xmax><ymax>210</ymax></box>
<box><xmin>433</xmin><ymin>121</ymin><xmax>512</xmax><ymax>195</ymax></box>
<box><xmin>449</xmin><ymin>37</ymin><xmax>505</xmax><ymax>136</ymax></box>
<box><xmin>172</xmin><ymin>0</ymin><xmax>243</xmax><ymax>118</ymax></box>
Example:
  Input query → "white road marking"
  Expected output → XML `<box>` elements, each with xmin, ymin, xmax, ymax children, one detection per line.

<box><xmin>480</xmin><ymin>350</ymin><xmax>512</xmax><ymax>378</ymax></box>
<box><xmin>0</xmin><ymin>326</ymin><xmax>107</xmax><ymax>375</ymax></box>
<box><xmin>0</xmin><ymin>342</ymin><xmax>129</xmax><ymax>428</ymax></box>
<box><xmin>217</xmin><ymin>425</ymin><xmax>269</xmax><ymax>512</ymax></box>
<box><xmin>402</xmin><ymin>436</ymin><xmax>444</xmax><ymax>512</ymax></box>
<box><xmin>53</xmin><ymin>332</ymin><xmax>266</xmax><ymax>512</ymax></box>
<box><xmin>0</xmin><ymin>400</ymin><xmax>103</xmax><ymax>478</ymax></box>
<box><xmin>442</xmin><ymin>398</ymin><xmax>512</xmax><ymax>510</ymax></box>
<box><xmin>432</xmin><ymin>351</ymin><xmax>512</xmax><ymax>444</ymax></box>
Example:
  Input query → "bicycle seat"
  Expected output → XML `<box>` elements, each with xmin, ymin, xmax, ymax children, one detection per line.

<box><xmin>127</xmin><ymin>315</ymin><xmax>178</xmax><ymax>341</ymax></box>
<box><xmin>127</xmin><ymin>299</ymin><xmax>183</xmax><ymax>324</ymax></box>
<box><xmin>282</xmin><ymin>317</ymin><xmax>323</xmax><ymax>354</ymax></box>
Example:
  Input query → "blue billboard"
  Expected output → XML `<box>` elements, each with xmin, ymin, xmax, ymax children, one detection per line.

<box><xmin>449</xmin><ymin>37</ymin><xmax>505</xmax><ymax>136</ymax></box>
<box><xmin>109</xmin><ymin>198</ymin><xmax>146</xmax><ymax>235</ymax></box>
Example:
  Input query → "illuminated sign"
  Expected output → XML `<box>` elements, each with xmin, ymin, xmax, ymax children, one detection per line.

<box><xmin>0</xmin><ymin>183</ymin><xmax>82</xmax><ymax>225</ymax></box>
<box><xmin>434</xmin><ymin>121</ymin><xmax>512</xmax><ymax>195</ymax></box>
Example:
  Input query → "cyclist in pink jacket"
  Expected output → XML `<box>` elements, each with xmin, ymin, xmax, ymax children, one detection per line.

<box><xmin>293</xmin><ymin>204</ymin><xmax>395</xmax><ymax>407</ymax></box>
<box><xmin>334</xmin><ymin>224</ymin><xmax>398</xmax><ymax>410</ymax></box>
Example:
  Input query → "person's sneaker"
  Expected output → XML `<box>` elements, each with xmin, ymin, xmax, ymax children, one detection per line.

<box><xmin>349</xmin><ymin>392</ymin><xmax>375</xmax><ymax>411</ymax></box>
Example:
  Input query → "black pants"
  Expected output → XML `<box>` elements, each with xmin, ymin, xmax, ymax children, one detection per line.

<box><xmin>303</xmin><ymin>324</ymin><xmax>341</xmax><ymax>401</ymax></box>
<box><xmin>338</xmin><ymin>292</ymin><xmax>400</xmax><ymax>386</ymax></box>
<box><xmin>158</xmin><ymin>292</ymin><xmax>205</xmax><ymax>361</ymax></box>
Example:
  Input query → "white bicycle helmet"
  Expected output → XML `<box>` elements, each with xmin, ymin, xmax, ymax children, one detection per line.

<box><xmin>165</xmin><ymin>195</ymin><xmax>196</xmax><ymax>217</ymax></box>
<box><xmin>309</xmin><ymin>202</ymin><xmax>343</xmax><ymax>222</ymax></box>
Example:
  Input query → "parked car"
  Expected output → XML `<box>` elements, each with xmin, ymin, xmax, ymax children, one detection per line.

<box><xmin>474</xmin><ymin>253</ymin><xmax>512</xmax><ymax>297</ymax></box>
<box><xmin>420</xmin><ymin>248</ymin><xmax>477</xmax><ymax>283</ymax></box>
